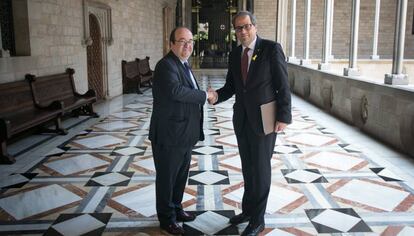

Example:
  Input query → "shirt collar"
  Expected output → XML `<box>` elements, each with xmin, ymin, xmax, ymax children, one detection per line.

<box><xmin>179</xmin><ymin>59</ymin><xmax>188</xmax><ymax>65</ymax></box>
<box><xmin>242</xmin><ymin>35</ymin><xmax>257</xmax><ymax>51</ymax></box>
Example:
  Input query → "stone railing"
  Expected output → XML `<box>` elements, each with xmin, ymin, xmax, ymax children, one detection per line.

<box><xmin>288</xmin><ymin>62</ymin><xmax>414</xmax><ymax>157</ymax></box>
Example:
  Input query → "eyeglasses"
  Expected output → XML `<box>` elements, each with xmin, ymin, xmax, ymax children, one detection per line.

<box><xmin>234</xmin><ymin>24</ymin><xmax>253</xmax><ymax>33</ymax></box>
<box><xmin>174</xmin><ymin>39</ymin><xmax>195</xmax><ymax>46</ymax></box>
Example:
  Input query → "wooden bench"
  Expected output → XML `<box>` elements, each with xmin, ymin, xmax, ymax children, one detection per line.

<box><xmin>137</xmin><ymin>56</ymin><xmax>153</xmax><ymax>93</ymax></box>
<box><xmin>122</xmin><ymin>57</ymin><xmax>153</xmax><ymax>94</ymax></box>
<box><xmin>26</xmin><ymin>68</ymin><xmax>98</xmax><ymax>117</ymax></box>
<box><xmin>0</xmin><ymin>80</ymin><xmax>65</xmax><ymax>164</ymax></box>
<box><xmin>122</xmin><ymin>59</ymin><xmax>140</xmax><ymax>94</ymax></box>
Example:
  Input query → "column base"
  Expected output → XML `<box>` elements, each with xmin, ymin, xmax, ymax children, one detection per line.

<box><xmin>344</xmin><ymin>67</ymin><xmax>361</xmax><ymax>77</ymax></box>
<box><xmin>287</xmin><ymin>56</ymin><xmax>299</xmax><ymax>64</ymax></box>
<box><xmin>370</xmin><ymin>55</ymin><xmax>380</xmax><ymax>60</ymax></box>
<box><xmin>384</xmin><ymin>73</ymin><xmax>409</xmax><ymax>85</ymax></box>
<box><xmin>300</xmin><ymin>59</ymin><xmax>312</xmax><ymax>66</ymax></box>
<box><xmin>318</xmin><ymin>63</ymin><xmax>330</xmax><ymax>71</ymax></box>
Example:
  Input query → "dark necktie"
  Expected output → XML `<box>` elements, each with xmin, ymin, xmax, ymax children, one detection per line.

<box><xmin>241</xmin><ymin>47</ymin><xmax>250</xmax><ymax>84</ymax></box>
<box><xmin>183</xmin><ymin>62</ymin><xmax>195</xmax><ymax>88</ymax></box>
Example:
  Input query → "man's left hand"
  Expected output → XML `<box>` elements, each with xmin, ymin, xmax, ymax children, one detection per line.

<box><xmin>274</xmin><ymin>121</ymin><xmax>288</xmax><ymax>133</ymax></box>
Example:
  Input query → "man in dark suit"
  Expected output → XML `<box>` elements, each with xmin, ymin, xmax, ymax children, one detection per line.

<box><xmin>149</xmin><ymin>27</ymin><xmax>216</xmax><ymax>235</ymax></box>
<box><xmin>209</xmin><ymin>11</ymin><xmax>292</xmax><ymax>236</ymax></box>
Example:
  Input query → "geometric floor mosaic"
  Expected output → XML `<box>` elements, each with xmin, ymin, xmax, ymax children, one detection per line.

<box><xmin>0</xmin><ymin>73</ymin><xmax>413</xmax><ymax>235</ymax></box>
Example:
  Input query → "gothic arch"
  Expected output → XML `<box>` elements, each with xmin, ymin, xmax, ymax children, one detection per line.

<box><xmin>82</xmin><ymin>0</ymin><xmax>112</xmax><ymax>99</ymax></box>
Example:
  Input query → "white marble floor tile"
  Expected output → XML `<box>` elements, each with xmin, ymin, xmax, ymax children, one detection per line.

<box><xmin>190</xmin><ymin>171</ymin><xmax>227</xmax><ymax>185</ymax></box>
<box><xmin>312</xmin><ymin>209</ymin><xmax>361</xmax><ymax>232</ymax></box>
<box><xmin>215</xmin><ymin>121</ymin><xmax>234</xmax><ymax>130</ymax></box>
<box><xmin>216</xmin><ymin>135</ymin><xmax>238</xmax><ymax>146</ymax></box>
<box><xmin>288</xmin><ymin>120</ymin><xmax>316</xmax><ymax>130</ymax></box>
<box><xmin>128</xmin><ymin>130</ymin><xmax>149</xmax><ymax>136</ymax></box>
<box><xmin>0</xmin><ymin>174</ymin><xmax>29</xmax><ymax>188</ymax></box>
<box><xmin>285</xmin><ymin>169</ymin><xmax>323</xmax><ymax>183</ymax></box>
<box><xmin>111</xmin><ymin>111</ymin><xmax>143</xmax><ymax>119</ymax></box>
<box><xmin>92</xmin><ymin>173</ymin><xmax>130</xmax><ymax>186</ymax></box>
<box><xmin>44</xmin><ymin>154</ymin><xmax>108</xmax><ymax>175</ymax></box>
<box><xmin>112</xmin><ymin>184</ymin><xmax>156</xmax><ymax>217</ymax></box>
<box><xmin>113</xmin><ymin>184</ymin><xmax>193</xmax><ymax>217</ymax></box>
<box><xmin>185</xmin><ymin>211</ymin><xmax>230</xmax><ymax>235</ymax></box>
<box><xmin>332</xmin><ymin>179</ymin><xmax>410</xmax><ymax>211</ymax></box>
<box><xmin>224</xmin><ymin>187</ymin><xmax>244</xmax><ymax>203</ymax></box>
<box><xmin>215</xmin><ymin>110</ymin><xmax>233</xmax><ymax>118</ymax></box>
<box><xmin>275</xmin><ymin>145</ymin><xmax>299</xmax><ymax>154</ymax></box>
<box><xmin>0</xmin><ymin>184</ymin><xmax>81</xmax><ymax>220</ymax></box>
<box><xmin>266</xmin><ymin>185</ymin><xmax>303</xmax><ymax>213</ymax></box>
<box><xmin>305</xmin><ymin>152</ymin><xmax>364</xmax><ymax>171</ymax></box>
<box><xmin>265</xmin><ymin>228</ymin><xmax>296</xmax><ymax>236</ymax></box>
<box><xmin>221</xmin><ymin>155</ymin><xmax>242</xmax><ymax>169</ymax></box>
<box><xmin>52</xmin><ymin>214</ymin><xmax>105</xmax><ymax>235</ymax></box>
<box><xmin>134</xmin><ymin>158</ymin><xmax>155</xmax><ymax>172</ymax></box>
<box><xmin>286</xmin><ymin>133</ymin><xmax>337</xmax><ymax>146</ymax></box>
<box><xmin>398</xmin><ymin>226</ymin><xmax>414</xmax><ymax>236</ymax></box>
<box><xmin>193</xmin><ymin>146</ymin><xmax>222</xmax><ymax>155</ymax></box>
<box><xmin>74</xmin><ymin>135</ymin><xmax>125</xmax><ymax>149</ymax></box>
<box><xmin>376</xmin><ymin>168</ymin><xmax>403</xmax><ymax>181</ymax></box>
<box><xmin>113</xmin><ymin>147</ymin><xmax>145</xmax><ymax>156</ymax></box>
<box><xmin>124</xmin><ymin>103</ymin><xmax>150</xmax><ymax>109</ymax></box>
<box><xmin>94</xmin><ymin>121</ymin><xmax>136</xmax><ymax>131</ymax></box>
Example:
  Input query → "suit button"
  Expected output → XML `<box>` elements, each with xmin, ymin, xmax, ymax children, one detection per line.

<box><xmin>243</xmin><ymin>89</ymin><xmax>247</xmax><ymax>93</ymax></box>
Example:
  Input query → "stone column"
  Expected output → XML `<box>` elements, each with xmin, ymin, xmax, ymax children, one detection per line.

<box><xmin>288</xmin><ymin>0</ymin><xmax>298</xmax><ymax>63</ymax></box>
<box><xmin>344</xmin><ymin>0</ymin><xmax>360</xmax><ymax>76</ymax></box>
<box><xmin>300</xmin><ymin>0</ymin><xmax>311</xmax><ymax>66</ymax></box>
<box><xmin>370</xmin><ymin>0</ymin><xmax>380</xmax><ymax>60</ymax></box>
<box><xmin>276</xmin><ymin>0</ymin><xmax>289</xmax><ymax>49</ymax></box>
<box><xmin>385</xmin><ymin>0</ymin><xmax>408</xmax><ymax>85</ymax></box>
<box><xmin>318</xmin><ymin>0</ymin><xmax>332</xmax><ymax>71</ymax></box>
<box><xmin>328</xmin><ymin>0</ymin><xmax>334</xmax><ymax>60</ymax></box>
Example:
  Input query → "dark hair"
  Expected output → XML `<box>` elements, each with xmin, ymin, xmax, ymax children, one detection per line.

<box><xmin>232</xmin><ymin>11</ymin><xmax>257</xmax><ymax>27</ymax></box>
<box><xmin>169</xmin><ymin>26</ymin><xmax>192</xmax><ymax>43</ymax></box>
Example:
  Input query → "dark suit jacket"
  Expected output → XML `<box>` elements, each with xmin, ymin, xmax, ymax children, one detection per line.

<box><xmin>149</xmin><ymin>51</ymin><xmax>206</xmax><ymax>147</ymax></box>
<box><xmin>216</xmin><ymin>36</ymin><xmax>292</xmax><ymax>136</ymax></box>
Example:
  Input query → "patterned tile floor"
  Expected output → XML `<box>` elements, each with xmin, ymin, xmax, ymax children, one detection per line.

<box><xmin>1</xmin><ymin>72</ymin><xmax>414</xmax><ymax>235</ymax></box>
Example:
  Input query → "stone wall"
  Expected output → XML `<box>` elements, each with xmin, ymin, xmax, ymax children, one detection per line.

<box><xmin>0</xmin><ymin>0</ymin><xmax>175</xmax><ymax>98</ymax></box>
<box><xmin>288</xmin><ymin>62</ymin><xmax>414</xmax><ymax>157</ymax></box>
<box><xmin>254</xmin><ymin>0</ymin><xmax>278</xmax><ymax>42</ymax></box>
<box><xmin>286</xmin><ymin>0</ymin><xmax>414</xmax><ymax>59</ymax></box>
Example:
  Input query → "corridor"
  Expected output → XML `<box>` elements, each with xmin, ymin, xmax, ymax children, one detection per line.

<box><xmin>0</xmin><ymin>73</ymin><xmax>413</xmax><ymax>235</ymax></box>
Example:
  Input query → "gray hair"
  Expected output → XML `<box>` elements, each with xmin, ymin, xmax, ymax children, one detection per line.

<box><xmin>232</xmin><ymin>11</ymin><xmax>257</xmax><ymax>27</ymax></box>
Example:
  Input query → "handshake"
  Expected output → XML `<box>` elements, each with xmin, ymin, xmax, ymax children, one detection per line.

<box><xmin>206</xmin><ymin>87</ymin><xmax>218</xmax><ymax>105</ymax></box>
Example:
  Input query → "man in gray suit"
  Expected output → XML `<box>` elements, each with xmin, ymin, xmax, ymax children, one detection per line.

<box><xmin>149</xmin><ymin>27</ymin><xmax>215</xmax><ymax>235</ymax></box>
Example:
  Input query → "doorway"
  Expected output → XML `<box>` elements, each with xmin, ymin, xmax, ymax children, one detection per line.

<box><xmin>191</xmin><ymin>0</ymin><xmax>238</xmax><ymax>68</ymax></box>
<box><xmin>86</xmin><ymin>14</ymin><xmax>104</xmax><ymax>100</ymax></box>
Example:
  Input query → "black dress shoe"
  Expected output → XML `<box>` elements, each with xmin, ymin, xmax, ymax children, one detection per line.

<box><xmin>176</xmin><ymin>211</ymin><xmax>196</xmax><ymax>222</ymax></box>
<box><xmin>160</xmin><ymin>222</ymin><xmax>185</xmax><ymax>235</ymax></box>
<box><xmin>229</xmin><ymin>213</ymin><xmax>250</xmax><ymax>225</ymax></box>
<box><xmin>241</xmin><ymin>223</ymin><xmax>265</xmax><ymax>236</ymax></box>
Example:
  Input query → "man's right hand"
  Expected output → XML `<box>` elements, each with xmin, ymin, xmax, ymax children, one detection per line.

<box><xmin>207</xmin><ymin>88</ymin><xmax>218</xmax><ymax>104</ymax></box>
